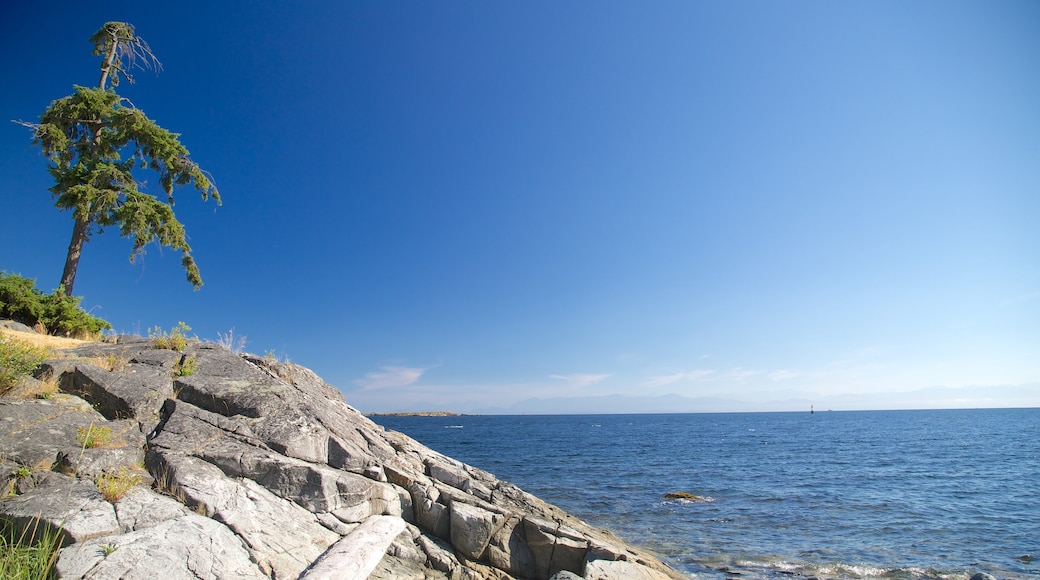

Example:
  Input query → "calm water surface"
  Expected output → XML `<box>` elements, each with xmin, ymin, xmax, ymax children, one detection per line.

<box><xmin>372</xmin><ymin>409</ymin><xmax>1040</xmax><ymax>579</ymax></box>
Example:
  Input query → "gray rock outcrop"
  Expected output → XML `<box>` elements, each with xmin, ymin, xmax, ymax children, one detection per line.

<box><xmin>1</xmin><ymin>334</ymin><xmax>684</xmax><ymax>579</ymax></box>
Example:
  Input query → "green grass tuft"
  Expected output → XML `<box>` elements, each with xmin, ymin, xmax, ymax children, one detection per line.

<box><xmin>0</xmin><ymin>518</ymin><xmax>63</xmax><ymax>580</ymax></box>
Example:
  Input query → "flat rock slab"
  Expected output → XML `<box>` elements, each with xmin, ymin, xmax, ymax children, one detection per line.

<box><xmin>584</xmin><ymin>558</ymin><xmax>683</xmax><ymax>580</ymax></box>
<box><xmin>0</xmin><ymin>473</ymin><xmax>118</xmax><ymax>545</ymax></box>
<box><xmin>151</xmin><ymin>452</ymin><xmax>339</xmax><ymax>579</ymax></box>
<box><xmin>56</xmin><ymin>513</ymin><xmax>265</xmax><ymax>580</ymax></box>
<box><xmin>300</xmin><ymin>515</ymin><xmax>407</xmax><ymax>580</ymax></box>
<box><xmin>0</xmin><ymin>398</ymin><xmax>107</xmax><ymax>468</ymax></box>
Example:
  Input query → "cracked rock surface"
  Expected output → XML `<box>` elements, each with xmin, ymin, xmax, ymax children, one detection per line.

<box><xmin>1</xmin><ymin>335</ymin><xmax>684</xmax><ymax>579</ymax></box>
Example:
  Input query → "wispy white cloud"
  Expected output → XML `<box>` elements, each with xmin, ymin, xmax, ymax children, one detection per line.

<box><xmin>643</xmin><ymin>370</ymin><xmax>714</xmax><ymax>388</ymax></box>
<box><xmin>728</xmin><ymin>368</ymin><xmax>762</xmax><ymax>381</ymax></box>
<box><xmin>354</xmin><ymin>365</ymin><xmax>428</xmax><ymax>390</ymax></box>
<box><xmin>549</xmin><ymin>373</ymin><xmax>611</xmax><ymax>389</ymax></box>
<box><xmin>769</xmin><ymin>370</ymin><xmax>799</xmax><ymax>381</ymax></box>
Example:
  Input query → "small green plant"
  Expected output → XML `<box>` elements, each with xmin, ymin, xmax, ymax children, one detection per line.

<box><xmin>95</xmin><ymin>467</ymin><xmax>143</xmax><ymax>503</ymax></box>
<box><xmin>100</xmin><ymin>542</ymin><xmax>118</xmax><ymax>556</ymax></box>
<box><xmin>12</xmin><ymin>466</ymin><xmax>31</xmax><ymax>479</ymax></box>
<box><xmin>0</xmin><ymin>517</ymin><xmax>63</xmax><ymax>579</ymax></box>
<box><xmin>174</xmin><ymin>355</ymin><xmax>197</xmax><ymax>376</ymax></box>
<box><xmin>76</xmin><ymin>425</ymin><xmax>113</xmax><ymax>449</ymax></box>
<box><xmin>0</xmin><ymin>336</ymin><xmax>50</xmax><ymax>395</ymax></box>
<box><xmin>149</xmin><ymin>322</ymin><xmax>191</xmax><ymax>351</ymax></box>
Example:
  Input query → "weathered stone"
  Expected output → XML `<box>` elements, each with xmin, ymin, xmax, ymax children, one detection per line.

<box><xmin>415</xmin><ymin>493</ymin><xmax>452</xmax><ymax>540</ymax></box>
<box><xmin>584</xmin><ymin>558</ymin><xmax>684</xmax><ymax>580</ymax></box>
<box><xmin>0</xmin><ymin>473</ymin><xmax>119</xmax><ymax>545</ymax></box>
<box><xmin>52</xmin><ymin>420</ymin><xmax>146</xmax><ymax>479</ymax></box>
<box><xmin>0</xmin><ymin>397</ymin><xmax>108</xmax><ymax>469</ymax></box>
<box><xmin>148</xmin><ymin>451</ymin><xmax>338</xmax><ymax>579</ymax></box>
<box><xmin>1</xmin><ymin>320</ymin><xmax>36</xmax><ymax>333</ymax></box>
<box><xmin>172</xmin><ymin>348</ymin><xmax>288</xmax><ymax>418</ymax></box>
<box><xmin>523</xmin><ymin>516</ymin><xmax>589</xmax><ymax>579</ymax></box>
<box><xmin>316</xmin><ymin>511</ymin><xmax>360</xmax><ymax>535</ymax></box>
<box><xmin>65</xmin><ymin>364</ymin><xmax>137</xmax><ymax>420</ymax></box>
<box><xmin>366</xmin><ymin>555</ymin><xmax>430</xmax><ymax>580</ymax></box>
<box><xmin>299</xmin><ymin>515</ymin><xmax>407</xmax><ymax>580</ymax></box>
<box><xmin>416</xmin><ymin>531</ymin><xmax>461</xmax><ymax>575</ymax></box>
<box><xmin>113</xmin><ymin>487</ymin><xmax>193</xmax><ymax>531</ymax></box>
<box><xmin>451</xmin><ymin>501</ymin><xmax>507</xmax><ymax>560</ymax></box>
<box><xmin>549</xmin><ymin>572</ymin><xmax>583</xmax><ymax>580</ymax></box>
<box><xmin>428</xmin><ymin>456</ymin><xmax>471</xmax><ymax>490</ymax></box>
<box><xmin>152</xmin><ymin>399</ymin><xmax>394</xmax><ymax>517</ymax></box>
<box><xmin>55</xmin><ymin>514</ymin><xmax>264</xmax><ymax>579</ymax></box>
<box><xmin>486</xmin><ymin>515</ymin><xmax>538</xmax><ymax>579</ymax></box>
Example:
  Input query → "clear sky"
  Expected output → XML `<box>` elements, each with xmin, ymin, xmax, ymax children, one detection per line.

<box><xmin>2</xmin><ymin>1</ymin><xmax>1038</xmax><ymax>414</ymax></box>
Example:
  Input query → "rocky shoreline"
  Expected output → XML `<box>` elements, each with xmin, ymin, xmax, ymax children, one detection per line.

<box><xmin>0</xmin><ymin>332</ymin><xmax>684</xmax><ymax>579</ymax></box>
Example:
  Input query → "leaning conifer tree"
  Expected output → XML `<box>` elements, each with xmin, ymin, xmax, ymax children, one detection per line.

<box><xmin>22</xmin><ymin>22</ymin><xmax>219</xmax><ymax>295</ymax></box>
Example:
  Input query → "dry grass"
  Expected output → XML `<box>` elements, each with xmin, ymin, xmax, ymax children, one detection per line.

<box><xmin>95</xmin><ymin>467</ymin><xmax>143</xmax><ymax>503</ymax></box>
<box><xmin>0</xmin><ymin>327</ymin><xmax>95</xmax><ymax>350</ymax></box>
<box><xmin>76</xmin><ymin>425</ymin><xmax>113</xmax><ymax>448</ymax></box>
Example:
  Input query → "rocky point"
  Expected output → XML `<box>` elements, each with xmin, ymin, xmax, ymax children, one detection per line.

<box><xmin>0</xmin><ymin>332</ymin><xmax>684</xmax><ymax>580</ymax></box>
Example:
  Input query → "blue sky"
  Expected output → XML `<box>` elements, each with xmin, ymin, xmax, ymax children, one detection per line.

<box><xmin>2</xmin><ymin>1</ymin><xmax>1038</xmax><ymax>413</ymax></box>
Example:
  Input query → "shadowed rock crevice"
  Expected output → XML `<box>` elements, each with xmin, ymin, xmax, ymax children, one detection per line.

<box><xmin>1</xmin><ymin>335</ymin><xmax>684</xmax><ymax>580</ymax></box>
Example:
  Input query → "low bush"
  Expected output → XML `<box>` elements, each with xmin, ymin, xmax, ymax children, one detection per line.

<box><xmin>0</xmin><ymin>272</ymin><xmax>111</xmax><ymax>338</ymax></box>
<box><xmin>0</xmin><ymin>336</ymin><xmax>49</xmax><ymax>395</ymax></box>
<box><xmin>150</xmin><ymin>322</ymin><xmax>191</xmax><ymax>352</ymax></box>
<box><xmin>95</xmin><ymin>467</ymin><xmax>143</xmax><ymax>503</ymax></box>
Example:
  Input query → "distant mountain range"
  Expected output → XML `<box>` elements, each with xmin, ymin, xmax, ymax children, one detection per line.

<box><xmin>470</xmin><ymin>383</ymin><xmax>1039</xmax><ymax>415</ymax></box>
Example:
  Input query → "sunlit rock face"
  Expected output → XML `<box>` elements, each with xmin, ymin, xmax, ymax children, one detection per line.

<box><xmin>1</xmin><ymin>335</ymin><xmax>684</xmax><ymax>580</ymax></box>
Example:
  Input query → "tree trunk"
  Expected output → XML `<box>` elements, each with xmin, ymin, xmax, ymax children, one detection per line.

<box><xmin>98</xmin><ymin>31</ymin><xmax>119</xmax><ymax>90</ymax></box>
<box><xmin>60</xmin><ymin>215</ymin><xmax>89</xmax><ymax>296</ymax></box>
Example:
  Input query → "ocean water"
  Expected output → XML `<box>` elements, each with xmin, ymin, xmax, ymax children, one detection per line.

<box><xmin>371</xmin><ymin>408</ymin><xmax>1040</xmax><ymax>580</ymax></box>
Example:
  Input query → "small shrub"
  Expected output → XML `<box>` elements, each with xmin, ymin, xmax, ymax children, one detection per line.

<box><xmin>76</xmin><ymin>425</ymin><xmax>112</xmax><ymax>449</ymax></box>
<box><xmin>149</xmin><ymin>322</ymin><xmax>191</xmax><ymax>351</ymax></box>
<box><xmin>174</xmin><ymin>355</ymin><xmax>197</xmax><ymax>377</ymax></box>
<box><xmin>0</xmin><ymin>272</ymin><xmax>111</xmax><ymax>337</ymax></box>
<box><xmin>13</xmin><ymin>466</ymin><xmax>31</xmax><ymax>479</ymax></box>
<box><xmin>0</xmin><ymin>336</ymin><xmax>50</xmax><ymax>395</ymax></box>
<box><xmin>101</xmin><ymin>542</ymin><xmax>118</xmax><ymax>556</ymax></box>
<box><xmin>95</xmin><ymin>467</ymin><xmax>142</xmax><ymax>503</ymax></box>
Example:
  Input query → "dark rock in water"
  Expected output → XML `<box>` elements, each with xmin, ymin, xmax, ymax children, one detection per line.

<box><xmin>1020</xmin><ymin>554</ymin><xmax>1034</xmax><ymax>564</ymax></box>
<box><xmin>970</xmin><ymin>573</ymin><xmax>997</xmax><ymax>580</ymax></box>
<box><xmin>1</xmin><ymin>338</ymin><xmax>684</xmax><ymax>579</ymax></box>
<box><xmin>664</xmin><ymin>491</ymin><xmax>709</xmax><ymax>501</ymax></box>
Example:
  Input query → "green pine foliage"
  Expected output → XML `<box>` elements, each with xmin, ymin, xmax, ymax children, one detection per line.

<box><xmin>0</xmin><ymin>272</ymin><xmax>111</xmax><ymax>337</ymax></box>
<box><xmin>21</xmin><ymin>22</ymin><xmax>219</xmax><ymax>294</ymax></box>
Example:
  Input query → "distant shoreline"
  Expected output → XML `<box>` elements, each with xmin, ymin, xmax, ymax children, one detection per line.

<box><xmin>366</xmin><ymin>411</ymin><xmax>471</xmax><ymax>417</ymax></box>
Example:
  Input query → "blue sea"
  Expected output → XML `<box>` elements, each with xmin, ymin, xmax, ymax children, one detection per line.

<box><xmin>371</xmin><ymin>408</ymin><xmax>1040</xmax><ymax>580</ymax></box>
